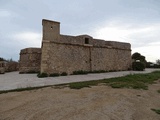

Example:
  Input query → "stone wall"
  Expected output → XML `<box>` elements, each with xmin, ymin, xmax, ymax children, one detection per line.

<box><xmin>40</xmin><ymin>19</ymin><xmax>131</xmax><ymax>75</ymax></box>
<box><xmin>91</xmin><ymin>48</ymin><xmax>131</xmax><ymax>71</ymax></box>
<box><xmin>0</xmin><ymin>61</ymin><xmax>5</xmax><ymax>74</ymax></box>
<box><xmin>19</xmin><ymin>48</ymin><xmax>41</xmax><ymax>73</ymax></box>
<box><xmin>5</xmin><ymin>62</ymin><xmax>19</xmax><ymax>72</ymax></box>
<box><xmin>41</xmin><ymin>41</ymin><xmax>131</xmax><ymax>75</ymax></box>
<box><xmin>19</xmin><ymin>19</ymin><xmax>132</xmax><ymax>75</ymax></box>
<box><xmin>40</xmin><ymin>19</ymin><xmax>132</xmax><ymax>75</ymax></box>
<box><xmin>41</xmin><ymin>42</ymin><xmax>91</xmax><ymax>74</ymax></box>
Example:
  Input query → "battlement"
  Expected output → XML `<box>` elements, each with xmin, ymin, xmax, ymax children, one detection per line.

<box><xmin>20</xmin><ymin>48</ymin><xmax>41</xmax><ymax>54</ymax></box>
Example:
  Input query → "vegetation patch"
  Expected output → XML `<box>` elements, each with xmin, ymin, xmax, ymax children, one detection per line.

<box><xmin>72</xmin><ymin>70</ymin><xmax>88</xmax><ymax>75</ymax></box>
<box><xmin>1</xmin><ymin>71</ymin><xmax>160</xmax><ymax>94</ymax></box>
<box><xmin>63</xmin><ymin>71</ymin><xmax>160</xmax><ymax>89</ymax></box>
<box><xmin>157</xmin><ymin>90</ymin><xmax>160</xmax><ymax>93</ymax></box>
<box><xmin>151</xmin><ymin>108</ymin><xmax>160</xmax><ymax>114</ymax></box>
<box><xmin>72</xmin><ymin>70</ymin><xmax>119</xmax><ymax>75</ymax></box>
<box><xmin>90</xmin><ymin>70</ymin><xmax>107</xmax><ymax>73</ymax></box>
<box><xmin>37</xmin><ymin>72</ymin><xmax>48</xmax><ymax>78</ymax></box>
<box><xmin>60</xmin><ymin>72</ymin><xmax>68</xmax><ymax>76</ymax></box>
<box><xmin>132</xmin><ymin>62</ymin><xmax>145</xmax><ymax>71</ymax></box>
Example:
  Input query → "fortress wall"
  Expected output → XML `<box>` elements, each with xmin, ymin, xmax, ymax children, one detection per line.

<box><xmin>41</xmin><ymin>41</ymin><xmax>131</xmax><ymax>75</ymax></box>
<box><xmin>19</xmin><ymin>19</ymin><xmax>132</xmax><ymax>75</ymax></box>
<box><xmin>40</xmin><ymin>19</ymin><xmax>132</xmax><ymax>75</ymax></box>
<box><xmin>19</xmin><ymin>48</ymin><xmax>41</xmax><ymax>73</ymax></box>
<box><xmin>93</xmin><ymin>39</ymin><xmax>107</xmax><ymax>47</ymax></box>
<box><xmin>60</xmin><ymin>35</ymin><xmax>94</xmax><ymax>45</ymax></box>
<box><xmin>105</xmin><ymin>41</ymin><xmax>131</xmax><ymax>49</ymax></box>
<box><xmin>91</xmin><ymin>48</ymin><xmax>131</xmax><ymax>71</ymax></box>
<box><xmin>41</xmin><ymin>42</ymin><xmax>91</xmax><ymax>74</ymax></box>
<box><xmin>60</xmin><ymin>35</ymin><xmax>131</xmax><ymax>50</ymax></box>
<box><xmin>42</xmin><ymin>19</ymin><xmax>60</xmax><ymax>42</ymax></box>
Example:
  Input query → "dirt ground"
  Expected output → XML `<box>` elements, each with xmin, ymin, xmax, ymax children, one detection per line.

<box><xmin>0</xmin><ymin>81</ymin><xmax>160</xmax><ymax>120</ymax></box>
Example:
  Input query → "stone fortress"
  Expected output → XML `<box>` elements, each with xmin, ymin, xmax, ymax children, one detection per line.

<box><xmin>19</xmin><ymin>19</ymin><xmax>132</xmax><ymax>75</ymax></box>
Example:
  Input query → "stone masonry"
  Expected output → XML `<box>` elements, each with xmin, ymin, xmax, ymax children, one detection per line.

<box><xmin>19</xmin><ymin>48</ymin><xmax>41</xmax><ymax>73</ymax></box>
<box><xmin>0</xmin><ymin>61</ymin><xmax>5</xmax><ymax>74</ymax></box>
<box><xmin>19</xmin><ymin>19</ymin><xmax>132</xmax><ymax>74</ymax></box>
<box><xmin>40</xmin><ymin>19</ymin><xmax>132</xmax><ymax>75</ymax></box>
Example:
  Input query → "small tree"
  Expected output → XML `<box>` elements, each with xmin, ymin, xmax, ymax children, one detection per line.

<box><xmin>132</xmin><ymin>52</ymin><xmax>146</xmax><ymax>71</ymax></box>
<box><xmin>0</xmin><ymin>57</ymin><xmax>5</xmax><ymax>61</ymax></box>
<box><xmin>132</xmin><ymin>62</ymin><xmax>145</xmax><ymax>71</ymax></box>
<box><xmin>132</xmin><ymin>52</ymin><xmax>141</xmax><ymax>60</ymax></box>
<box><xmin>132</xmin><ymin>52</ymin><xmax>146</xmax><ymax>63</ymax></box>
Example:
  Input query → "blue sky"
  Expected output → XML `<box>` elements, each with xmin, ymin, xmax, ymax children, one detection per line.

<box><xmin>0</xmin><ymin>0</ymin><xmax>160</xmax><ymax>62</ymax></box>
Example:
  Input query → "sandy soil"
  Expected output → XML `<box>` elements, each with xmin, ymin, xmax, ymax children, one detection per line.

<box><xmin>0</xmin><ymin>81</ymin><xmax>160</xmax><ymax>120</ymax></box>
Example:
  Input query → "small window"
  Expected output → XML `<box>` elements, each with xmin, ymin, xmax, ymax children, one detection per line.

<box><xmin>85</xmin><ymin>38</ymin><xmax>89</xmax><ymax>44</ymax></box>
<box><xmin>51</xmin><ymin>26</ymin><xmax>53</xmax><ymax>29</ymax></box>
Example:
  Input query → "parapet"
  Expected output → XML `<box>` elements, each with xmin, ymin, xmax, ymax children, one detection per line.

<box><xmin>20</xmin><ymin>48</ymin><xmax>41</xmax><ymax>54</ymax></box>
<box><xmin>59</xmin><ymin>34</ymin><xmax>131</xmax><ymax>50</ymax></box>
<box><xmin>42</xmin><ymin>19</ymin><xmax>60</xmax><ymax>25</ymax></box>
<box><xmin>42</xmin><ymin>19</ymin><xmax>131</xmax><ymax>50</ymax></box>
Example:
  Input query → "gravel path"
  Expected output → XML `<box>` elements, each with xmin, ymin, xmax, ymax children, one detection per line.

<box><xmin>0</xmin><ymin>68</ymin><xmax>160</xmax><ymax>90</ymax></box>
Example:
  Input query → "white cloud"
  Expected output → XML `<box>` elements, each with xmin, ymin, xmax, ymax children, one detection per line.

<box><xmin>133</xmin><ymin>45</ymin><xmax>160</xmax><ymax>62</ymax></box>
<box><xmin>12</xmin><ymin>32</ymin><xmax>42</xmax><ymax>48</ymax></box>
<box><xmin>91</xmin><ymin>21</ymin><xmax>160</xmax><ymax>62</ymax></box>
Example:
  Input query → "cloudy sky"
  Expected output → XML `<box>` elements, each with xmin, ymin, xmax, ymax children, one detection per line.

<box><xmin>0</xmin><ymin>0</ymin><xmax>160</xmax><ymax>62</ymax></box>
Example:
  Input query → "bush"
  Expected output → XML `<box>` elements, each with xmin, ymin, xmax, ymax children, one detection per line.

<box><xmin>37</xmin><ymin>72</ymin><xmax>48</xmax><ymax>78</ymax></box>
<box><xmin>61</xmin><ymin>72</ymin><xmax>68</xmax><ymax>76</ymax></box>
<box><xmin>132</xmin><ymin>62</ymin><xmax>145</xmax><ymax>71</ymax></box>
<box><xmin>49</xmin><ymin>73</ymin><xmax>60</xmax><ymax>77</ymax></box>
<box><xmin>72</xmin><ymin>70</ymin><xmax>88</xmax><ymax>75</ymax></box>
<box><xmin>90</xmin><ymin>70</ymin><xmax>106</xmax><ymax>73</ymax></box>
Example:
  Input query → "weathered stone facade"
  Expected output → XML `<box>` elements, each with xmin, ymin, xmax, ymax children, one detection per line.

<box><xmin>19</xmin><ymin>48</ymin><xmax>41</xmax><ymax>73</ymax></box>
<box><xmin>40</xmin><ymin>19</ymin><xmax>132</xmax><ymax>75</ymax></box>
<box><xmin>5</xmin><ymin>61</ymin><xmax>19</xmax><ymax>72</ymax></box>
<box><xmin>0</xmin><ymin>61</ymin><xmax>5</xmax><ymax>74</ymax></box>
<box><xmin>19</xmin><ymin>19</ymin><xmax>132</xmax><ymax>74</ymax></box>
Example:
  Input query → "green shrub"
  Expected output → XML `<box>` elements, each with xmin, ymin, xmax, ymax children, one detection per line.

<box><xmin>90</xmin><ymin>70</ymin><xmax>106</xmax><ymax>73</ymax></box>
<box><xmin>109</xmin><ymin>70</ymin><xmax>117</xmax><ymax>72</ymax></box>
<box><xmin>151</xmin><ymin>108</ymin><xmax>160</xmax><ymax>114</ymax></box>
<box><xmin>72</xmin><ymin>70</ymin><xmax>88</xmax><ymax>75</ymax></box>
<box><xmin>132</xmin><ymin>62</ymin><xmax>145</xmax><ymax>71</ymax></box>
<box><xmin>61</xmin><ymin>72</ymin><xmax>68</xmax><ymax>76</ymax></box>
<box><xmin>49</xmin><ymin>73</ymin><xmax>60</xmax><ymax>77</ymax></box>
<box><xmin>37</xmin><ymin>72</ymin><xmax>48</xmax><ymax>78</ymax></box>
